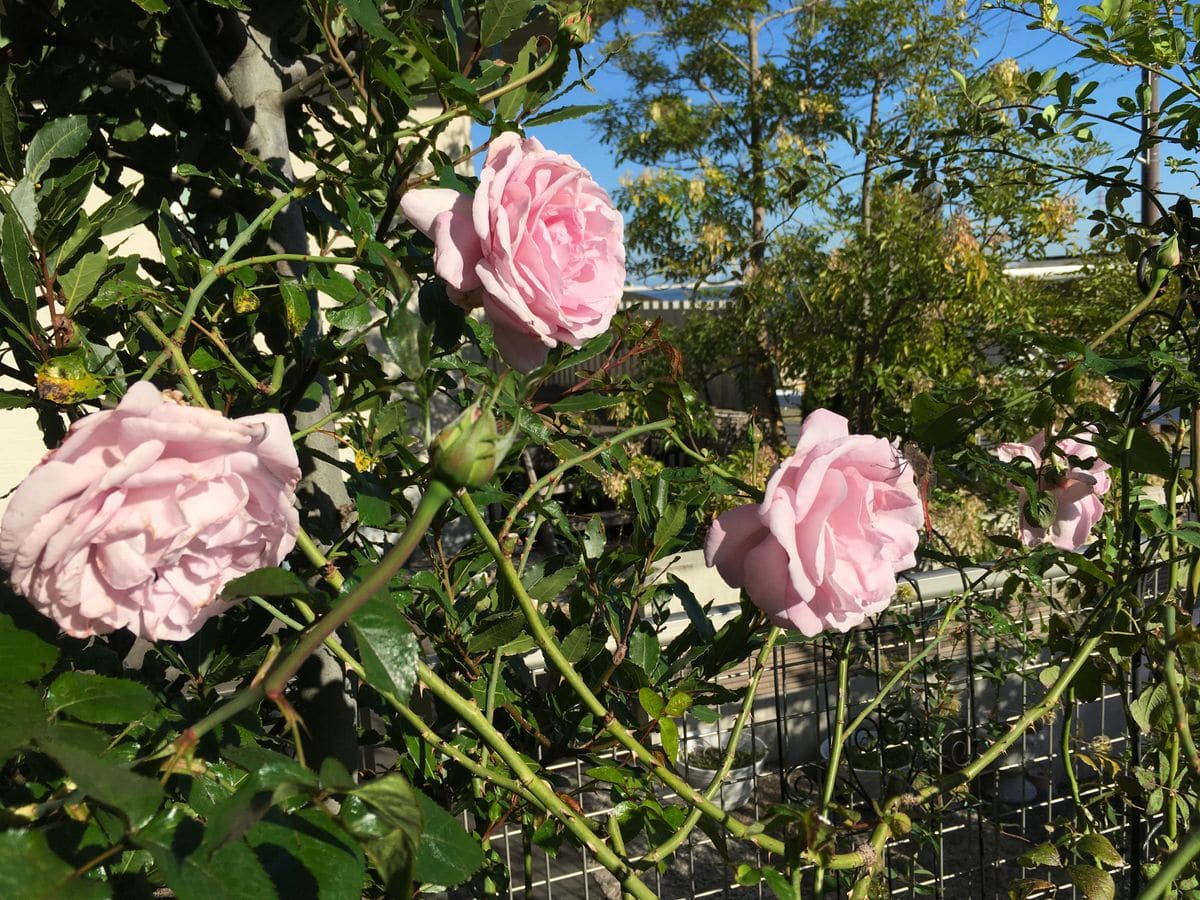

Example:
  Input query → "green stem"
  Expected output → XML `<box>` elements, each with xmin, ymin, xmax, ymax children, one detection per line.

<box><xmin>1088</xmin><ymin>264</ymin><xmax>1169</xmax><ymax>350</ymax></box>
<box><xmin>1061</xmin><ymin>686</ymin><xmax>1090</xmax><ymax>824</ymax></box>
<box><xmin>296</xmin><ymin>527</ymin><xmax>346</xmax><ymax>590</ymax></box>
<box><xmin>608</xmin><ymin>816</ymin><xmax>636</xmax><ymax>900</ymax></box>
<box><xmin>166</xmin><ymin>190</ymin><xmax>302</xmax><ymax>351</ymax></box>
<box><xmin>214</xmin><ymin>254</ymin><xmax>361</xmax><ymax>277</ymax></box>
<box><xmin>418</xmin><ymin>662</ymin><xmax>656</xmax><ymax>900</ymax></box>
<box><xmin>133</xmin><ymin>311</ymin><xmax>207</xmax><ymax>406</ymax></box>
<box><xmin>1143</xmin><ymin>825</ymin><xmax>1200</xmax><ymax>900</ymax></box>
<box><xmin>640</xmin><ymin>626</ymin><xmax>781</xmax><ymax>864</ymax></box>
<box><xmin>499</xmin><ymin>419</ymin><xmax>673</xmax><ymax>538</ymax></box>
<box><xmin>180</xmin><ymin>480</ymin><xmax>451</xmax><ymax>745</ymax></box>
<box><xmin>460</xmin><ymin>491</ymin><xmax>787</xmax><ymax>857</ymax></box>
<box><xmin>262</xmin><ymin>482</ymin><xmax>451</xmax><ymax>696</ymax></box>
<box><xmin>819</xmin><ymin>638</ymin><xmax>853</xmax><ymax>814</ymax></box>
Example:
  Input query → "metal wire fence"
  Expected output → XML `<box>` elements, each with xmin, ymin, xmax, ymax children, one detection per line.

<box><xmin>449</xmin><ymin>561</ymin><xmax>1154</xmax><ymax>899</ymax></box>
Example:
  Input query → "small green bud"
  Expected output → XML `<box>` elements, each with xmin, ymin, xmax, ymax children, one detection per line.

<box><xmin>430</xmin><ymin>402</ymin><xmax>514</xmax><ymax>489</ymax></box>
<box><xmin>1156</xmin><ymin>233</ymin><xmax>1181</xmax><ymax>270</ymax></box>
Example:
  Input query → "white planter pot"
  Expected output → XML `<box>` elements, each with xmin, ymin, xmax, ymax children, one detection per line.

<box><xmin>681</xmin><ymin>733</ymin><xmax>768</xmax><ymax>811</ymax></box>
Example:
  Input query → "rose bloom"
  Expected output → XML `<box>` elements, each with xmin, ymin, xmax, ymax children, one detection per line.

<box><xmin>0</xmin><ymin>383</ymin><xmax>301</xmax><ymax>641</ymax></box>
<box><xmin>995</xmin><ymin>431</ymin><xmax>1110</xmax><ymax>551</ymax></box>
<box><xmin>705</xmin><ymin>410</ymin><xmax>923</xmax><ymax>636</ymax></box>
<box><xmin>400</xmin><ymin>132</ymin><xmax>625</xmax><ymax>371</ymax></box>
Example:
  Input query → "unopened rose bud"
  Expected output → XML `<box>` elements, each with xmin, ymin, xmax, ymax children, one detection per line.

<box><xmin>1156</xmin><ymin>233</ymin><xmax>1181</xmax><ymax>269</ymax></box>
<box><xmin>431</xmin><ymin>402</ymin><xmax>514</xmax><ymax>489</ymax></box>
<box><xmin>561</xmin><ymin>9</ymin><xmax>592</xmax><ymax>45</ymax></box>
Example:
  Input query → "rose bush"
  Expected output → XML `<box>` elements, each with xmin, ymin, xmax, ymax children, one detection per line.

<box><xmin>995</xmin><ymin>430</ymin><xmax>1111</xmax><ymax>551</ymax></box>
<box><xmin>0</xmin><ymin>382</ymin><xmax>300</xmax><ymax>641</ymax></box>
<box><xmin>401</xmin><ymin>131</ymin><xmax>625</xmax><ymax>371</ymax></box>
<box><xmin>704</xmin><ymin>409</ymin><xmax>923</xmax><ymax>635</ymax></box>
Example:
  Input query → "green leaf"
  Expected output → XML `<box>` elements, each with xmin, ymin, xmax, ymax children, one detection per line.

<box><xmin>638</xmin><ymin>687</ymin><xmax>664</xmax><ymax>718</ymax></box>
<box><xmin>526</xmin><ymin>564</ymin><xmax>579</xmax><ymax>602</ymax></box>
<box><xmin>467</xmin><ymin>612</ymin><xmax>526</xmax><ymax>653</ymax></box>
<box><xmin>349</xmin><ymin>592</ymin><xmax>419</xmax><ymax>702</ymax></box>
<box><xmin>659</xmin><ymin>717</ymin><xmax>679</xmax><ymax>765</ymax></box>
<box><xmin>138</xmin><ymin>808</ymin><xmax>278</xmax><ymax>900</ymax></box>
<box><xmin>663</xmin><ymin>691</ymin><xmax>692</xmax><ymax>717</ymax></box>
<box><xmin>1065</xmin><ymin>864</ymin><xmax>1115</xmax><ymax>900</ymax></box>
<box><xmin>0</xmin><ymin>683</ymin><xmax>48</xmax><ymax>760</ymax></box>
<box><xmin>479</xmin><ymin>0</ymin><xmax>535</xmax><ymax>47</ymax></box>
<box><xmin>1076</xmin><ymin>833</ymin><xmax>1124</xmax><ymax>866</ymax></box>
<box><xmin>1130</xmin><ymin>683</ymin><xmax>1172</xmax><ymax>732</ymax></box>
<box><xmin>0</xmin><ymin>82</ymin><xmax>20</xmax><ymax>179</ymax></box>
<box><xmin>0</xmin><ymin>613</ymin><xmax>58</xmax><ymax>682</ymax></box>
<box><xmin>627</xmin><ymin>629</ymin><xmax>660</xmax><ymax>674</ymax></box>
<box><xmin>525</xmin><ymin>104</ymin><xmax>608</xmax><ymax>127</ymax></box>
<box><xmin>0</xmin><ymin>388</ymin><xmax>32</xmax><ymax>409</ymax></box>
<box><xmin>1018</xmin><ymin>841</ymin><xmax>1061</xmax><ymax>868</ymax></box>
<box><xmin>0</xmin><ymin>830</ymin><xmax>108</xmax><ymax>899</ymax></box>
<box><xmin>326</xmin><ymin>300</ymin><xmax>373</xmax><ymax>330</ymax></box>
<box><xmin>38</xmin><ymin>727</ymin><xmax>163</xmax><ymax>829</ymax></box>
<box><xmin>341</xmin><ymin>0</ymin><xmax>399</xmax><ymax>43</ymax></box>
<box><xmin>653</xmin><ymin>503</ymin><xmax>687</xmax><ymax>548</ymax></box>
<box><xmin>222</xmin><ymin>746</ymin><xmax>319</xmax><ymax>792</ymax></box>
<box><xmin>561</xmin><ymin>625</ymin><xmax>592</xmax><ymax>663</ymax></box>
<box><xmin>220</xmin><ymin>567</ymin><xmax>311</xmax><ymax>600</ymax></box>
<box><xmin>60</xmin><ymin>247</ymin><xmax>107</xmax><ymax>314</ymax></box>
<box><xmin>412</xmin><ymin>789</ymin><xmax>484</xmax><ymax>888</ymax></box>
<box><xmin>47</xmin><ymin>671</ymin><xmax>156</xmax><ymax>724</ymax></box>
<box><xmin>248</xmin><ymin>808</ymin><xmax>364</xmax><ymax>900</ymax></box>
<box><xmin>25</xmin><ymin>116</ymin><xmax>90</xmax><ymax>183</ymax></box>
<box><xmin>1</xmin><ymin>202</ymin><xmax>38</xmax><ymax>325</ymax></box>
<box><xmin>668</xmin><ymin>574</ymin><xmax>715</xmax><ymax>643</ymax></box>
<box><xmin>130</xmin><ymin>0</ymin><xmax>170</xmax><ymax>11</ymax></box>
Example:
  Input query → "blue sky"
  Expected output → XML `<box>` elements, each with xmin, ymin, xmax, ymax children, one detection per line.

<box><xmin>473</xmin><ymin>2</ymin><xmax>1189</xmax><ymax>259</ymax></box>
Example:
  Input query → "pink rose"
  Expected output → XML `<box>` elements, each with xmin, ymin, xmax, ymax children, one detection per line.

<box><xmin>0</xmin><ymin>383</ymin><xmax>301</xmax><ymax>641</ymax></box>
<box><xmin>400</xmin><ymin>132</ymin><xmax>625</xmax><ymax>371</ymax></box>
<box><xmin>995</xmin><ymin>431</ymin><xmax>1110</xmax><ymax>550</ymax></box>
<box><xmin>704</xmin><ymin>410</ymin><xmax>923</xmax><ymax>636</ymax></box>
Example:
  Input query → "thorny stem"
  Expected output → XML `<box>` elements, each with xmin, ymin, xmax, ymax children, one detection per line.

<box><xmin>417</xmin><ymin>662</ymin><xmax>657</xmax><ymax>900</ymax></box>
<box><xmin>640</xmin><ymin>626</ymin><xmax>781</xmax><ymax>864</ymax></box>
<box><xmin>133</xmin><ymin>311</ymin><xmax>208</xmax><ymax>406</ymax></box>
<box><xmin>178</xmin><ymin>480</ymin><xmax>451</xmax><ymax>746</ymax></box>
<box><xmin>461</xmin><ymin>491</ymin><xmax>788</xmax><ymax>857</ymax></box>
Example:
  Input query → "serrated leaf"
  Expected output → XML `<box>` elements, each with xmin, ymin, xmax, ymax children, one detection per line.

<box><xmin>479</xmin><ymin>0</ymin><xmax>535</xmax><ymax>46</ymax></box>
<box><xmin>1130</xmin><ymin>682</ymin><xmax>1172</xmax><ymax>732</ymax></box>
<box><xmin>38</xmin><ymin>726</ymin><xmax>163</xmax><ymax>829</ymax></box>
<box><xmin>25</xmin><ymin>116</ymin><xmax>90</xmax><ymax>183</ymax></box>
<box><xmin>220</xmin><ymin>567</ymin><xmax>311</xmax><ymax>599</ymax></box>
<box><xmin>1077</xmin><ymin>833</ymin><xmax>1124</xmax><ymax>865</ymax></box>
<box><xmin>467</xmin><ymin>612</ymin><xmax>525</xmax><ymax>653</ymax></box>
<box><xmin>248</xmin><ymin>808</ymin><xmax>364</xmax><ymax>899</ymax></box>
<box><xmin>0</xmin><ymin>683</ymin><xmax>47</xmax><ymax>760</ymax></box>
<box><xmin>47</xmin><ymin>671</ymin><xmax>156</xmax><ymax>724</ymax></box>
<box><xmin>525</xmin><ymin>104</ymin><xmax>608</xmax><ymax>127</ymax></box>
<box><xmin>0</xmin><ymin>830</ymin><xmax>108</xmax><ymax>899</ymax></box>
<box><xmin>0</xmin><ymin>613</ymin><xmax>58</xmax><ymax>682</ymax></box>
<box><xmin>412</xmin><ymin>789</ymin><xmax>484</xmax><ymax>888</ymax></box>
<box><xmin>349</xmin><ymin>592</ymin><xmax>419</xmax><ymax>702</ymax></box>
<box><xmin>1018</xmin><ymin>841</ymin><xmax>1061</xmax><ymax>868</ymax></box>
<box><xmin>138</xmin><ymin>807</ymin><xmax>279</xmax><ymax>900</ymax></box>
<box><xmin>1066</xmin><ymin>864</ymin><xmax>1115</xmax><ymax>900</ymax></box>
<box><xmin>638</xmin><ymin>687</ymin><xmax>664</xmax><ymax>718</ymax></box>
<box><xmin>60</xmin><ymin>246</ymin><xmax>107</xmax><ymax>314</ymax></box>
